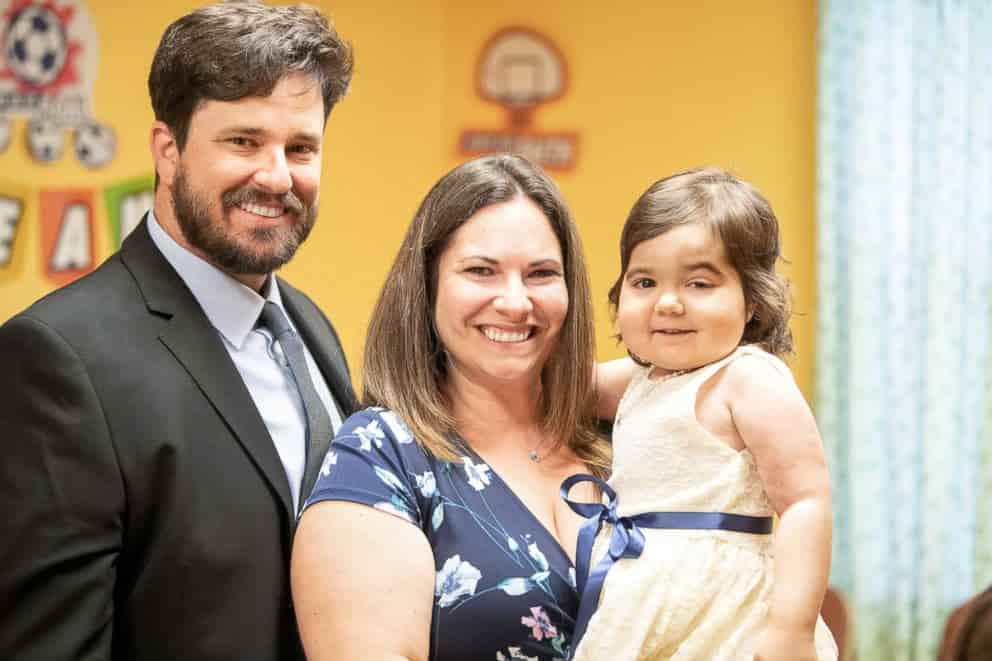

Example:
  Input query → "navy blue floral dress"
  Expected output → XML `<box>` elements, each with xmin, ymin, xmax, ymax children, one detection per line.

<box><xmin>305</xmin><ymin>407</ymin><xmax>578</xmax><ymax>661</ymax></box>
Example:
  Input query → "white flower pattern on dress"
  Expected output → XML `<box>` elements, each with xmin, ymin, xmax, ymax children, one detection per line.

<box><xmin>528</xmin><ymin>543</ymin><xmax>549</xmax><ymax>571</ymax></box>
<box><xmin>462</xmin><ymin>456</ymin><xmax>492</xmax><ymax>491</ymax></box>
<box><xmin>436</xmin><ymin>555</ymin><xmax>483</xmax><ymax>607</ymax></box>
<box><xmin>355</xmin><ymin>419</ymin><xmax>385</xmax><ymax>451</ymax></box>
<box><xmin>318</xmin><ymin>450</ymin><xmax>337</xmax><ymax>478</ymax></box>
<box><xmin>380</xmin><ymin>410</ymin><xmax>414</xmax><ymax>444</ymax></box>
<box><xmin>497</xmin><ymin>647</ymin><xmax>539</xmax><ymax>661</ymax></box>
<box><xmin>415</xmin><ymin>470</ymin><xmax>437</xmax><ymax>498</ymax></box>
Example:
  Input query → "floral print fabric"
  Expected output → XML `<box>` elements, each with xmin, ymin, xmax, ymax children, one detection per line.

<box><xmin>306</xmin><ymin>407</ymin><xmax>578</xmax><ymax>661</ymax></box>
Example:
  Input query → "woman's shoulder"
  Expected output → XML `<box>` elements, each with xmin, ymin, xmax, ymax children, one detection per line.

<box><xmin>333</xmin><ymin>406</ymin><xmax>432</xmax><ymax>466</ymax></box>
<box><xmin>314</xmin><ymin>406</ymin><xmax>434</xmax><ymax>525</ymax></box>
<box><xmin>340</xmin><ymin>406</ymin><xmax>418</xmax><ymax>444</ymax></box>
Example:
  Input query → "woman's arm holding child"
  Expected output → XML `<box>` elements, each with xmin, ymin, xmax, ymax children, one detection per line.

<box><xmin>726</xmin><ymin>356</ymin><xmax>832</xmax><ymax>661</ymax></box>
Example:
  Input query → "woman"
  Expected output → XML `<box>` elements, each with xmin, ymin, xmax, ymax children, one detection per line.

<box><xmin>292</xmin><ymin>154</ymin><xmax>610</xmax><ymax>661</ymax></box>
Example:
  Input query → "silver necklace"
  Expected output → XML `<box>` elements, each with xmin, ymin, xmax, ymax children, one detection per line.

<box><xmin>528</xmin><ymin>438</ymin><xmax>550</xmax><ymax>462</ymax></box>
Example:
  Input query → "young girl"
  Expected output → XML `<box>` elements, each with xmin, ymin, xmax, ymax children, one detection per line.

<box><xmin>565</xmin><ymin>168</ymin><xmax>838</xmax><ymax>661</ymax></box>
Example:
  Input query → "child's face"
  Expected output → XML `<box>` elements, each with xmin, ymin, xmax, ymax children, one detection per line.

<box><xmin>617</xmin><ymin>222</ymin><xmax>748</xmax><ymax>375</ymax></box>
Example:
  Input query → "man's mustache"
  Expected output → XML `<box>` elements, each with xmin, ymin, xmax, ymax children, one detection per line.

<box><xmin>222</xmin><ymin>186</ymin><xmax>305</xmax><ymax>214</ymax></box>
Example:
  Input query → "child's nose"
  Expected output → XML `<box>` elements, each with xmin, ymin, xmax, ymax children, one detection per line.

<box><xmin>654</xmin><ymin>292</ymin><xmax>684</xmax><ymax>315</ymax></box>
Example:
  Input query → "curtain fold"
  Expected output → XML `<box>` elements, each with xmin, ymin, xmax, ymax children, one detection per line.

<box><xmin>818</xmin><ymin>1</ymin><xmax>992</xmax><ymax>658</ymax></box>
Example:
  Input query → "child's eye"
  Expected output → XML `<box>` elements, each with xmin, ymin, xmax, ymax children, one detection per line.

<box><xmin>631</xmin><ymin>277</ymin><xmax>656</xmax><ymax>289</ymax></box>
<box><xmin>687</xmin><ymin>281</ymin><xmax>714</xmax><ymax>289</ymax></box>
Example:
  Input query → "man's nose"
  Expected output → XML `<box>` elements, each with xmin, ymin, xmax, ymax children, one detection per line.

<box><xmin>252</xmin><ymin>148</ymin><xmax>292</xmax><ymax>194</ymax></box>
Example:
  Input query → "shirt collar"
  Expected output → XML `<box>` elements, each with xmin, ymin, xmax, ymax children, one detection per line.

<box><xmin>147</xmin><ymin>209</ymin><xmax>285</xmax><ymax>349</ymax></box>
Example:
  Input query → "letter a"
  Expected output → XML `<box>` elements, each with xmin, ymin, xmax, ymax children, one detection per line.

<box><xmin>50</xmin><ymin>202</ymin><xmax>92</xmax><ymax>271</ymax></box>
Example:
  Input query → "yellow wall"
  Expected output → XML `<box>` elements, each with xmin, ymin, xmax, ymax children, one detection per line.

<box><xmin>0</xmin><ymin>0</ymin><xmax>816</xmax><ymax>398</ymax></box>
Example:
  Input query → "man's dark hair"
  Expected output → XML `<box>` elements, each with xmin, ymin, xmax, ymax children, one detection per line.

<box><xmin>148</xmin><ymin>0</ymin><xmax>354</xmax><ymax>150</ymax></box>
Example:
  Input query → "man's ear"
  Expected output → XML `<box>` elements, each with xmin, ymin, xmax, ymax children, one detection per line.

<box><xmin>150</xmin><ymin>121</ymin><xmax>179</xmax><ymax>187</ymax></box>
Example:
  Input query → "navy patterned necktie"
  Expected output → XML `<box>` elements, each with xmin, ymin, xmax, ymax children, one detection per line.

<box><xmin>257</xmin><ymin>301</ymin><xmax>332</xmax><ymax>514</ymax></box>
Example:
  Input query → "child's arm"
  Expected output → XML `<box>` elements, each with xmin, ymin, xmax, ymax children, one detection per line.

<box><xmin>595</xmin><ymin>357</ymin><xmax>639</xmax><ymax>420</ymax></box>
<box><xmin>725</xmin><ymin>356</ymin><xmax>832</xmax><ymax>661</ymax></box>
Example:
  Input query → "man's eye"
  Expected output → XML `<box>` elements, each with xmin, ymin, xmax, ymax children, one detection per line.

<box><xmin>229</xmin><ymin>137</ymin><xmax>254</xmax><ymax>147</ymax></box>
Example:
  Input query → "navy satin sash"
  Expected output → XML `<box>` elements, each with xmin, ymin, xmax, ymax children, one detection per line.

<box><xmin>560</xmin><ymin>474</ymin><xmax>774</xmax><ymax>659</ymax></box>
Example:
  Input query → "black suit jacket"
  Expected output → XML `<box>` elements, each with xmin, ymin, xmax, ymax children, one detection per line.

<box><xmin>0</xmin><ymin>220</ymin><xmax>359</xmax><ymax>660</ymax></box>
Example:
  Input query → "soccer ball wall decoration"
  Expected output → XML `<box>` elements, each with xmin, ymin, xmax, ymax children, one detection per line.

<box><xmin>3</xmin><ymin>5</ymin><xmax>69</xmax><ymax>88</ymax></box>
<box><xmin>26</xmin><ymin>118</ymin><xmax>64</xmax><ymax>163</ymax></box>
<box><xmin>73</xmin><ymin>121</ymin><xmax>115</xmax><ymax>168</ymax></box>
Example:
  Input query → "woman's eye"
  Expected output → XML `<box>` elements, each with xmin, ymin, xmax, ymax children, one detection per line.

<box><xmin>465</xmin><ymin>266</ymin><xmax>494</xmax><ymax>276</ymax></box>
<box><xmin>530</xmin><ymin>269</ymin><xmax>561</xmax><ymax>279</ymax></box>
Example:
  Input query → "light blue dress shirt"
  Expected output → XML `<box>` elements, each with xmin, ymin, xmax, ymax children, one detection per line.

<box><xmin>147</xmin><ymin>210</ymin><xmax>343</xmax><ymax>510</ymax></box>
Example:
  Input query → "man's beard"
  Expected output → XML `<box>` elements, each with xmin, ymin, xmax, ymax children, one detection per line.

<box><xmin>171</xmin><ymin>166</ymin><xmax>317</xmax><ymax>275</ymax></box>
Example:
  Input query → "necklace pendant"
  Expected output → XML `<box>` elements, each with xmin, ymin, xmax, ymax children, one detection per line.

<box><xmin>528</xmin><ymin>449</ymin><xmax>539</xmax><ymax>462</ymax></box>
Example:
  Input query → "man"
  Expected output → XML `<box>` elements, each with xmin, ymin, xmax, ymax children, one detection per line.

<box><xmin>0</xmin><ymin>2</ymin><xmax>358</xmax><ymax>659</ymax></box>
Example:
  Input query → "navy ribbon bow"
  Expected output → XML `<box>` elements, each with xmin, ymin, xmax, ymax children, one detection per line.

<box><xmin>560</xmin><ymin>474</ymin><xmax>774</xmax><ymax>659</ymax></box>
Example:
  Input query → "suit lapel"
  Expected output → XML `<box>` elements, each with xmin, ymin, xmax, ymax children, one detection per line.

<box><xmin>159</xmin><ymin>314</ymin><xmax>295</xmax><ymax>520</ymax></box>
<box><xmin>121</xmin><ymin>219</ymin><xmax>295</xmax><ymax>521</ymax></box>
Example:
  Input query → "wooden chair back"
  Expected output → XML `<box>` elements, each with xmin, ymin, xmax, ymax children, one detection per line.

<box><xmin>821</xmin><ymin>586</ymin><xmax>851</xmax><ymax>660</ymax></box>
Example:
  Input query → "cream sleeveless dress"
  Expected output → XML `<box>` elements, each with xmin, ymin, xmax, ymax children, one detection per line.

<box><xmin>572</xmin><ymin>345</ymin><xmax>837</xmax><ymax>661</ymax></box>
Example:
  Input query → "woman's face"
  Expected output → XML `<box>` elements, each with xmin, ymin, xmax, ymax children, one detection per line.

<box><xmin>433</xmin><ymin>195</ymin><xmax>568</xmax><ymax>391</ymax></box>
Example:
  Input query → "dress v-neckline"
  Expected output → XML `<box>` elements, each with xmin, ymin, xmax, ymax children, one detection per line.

<box><xmin>458</xmin><ymin>442</ymin><xmax>578</xmax><ymax>576</ymax></box>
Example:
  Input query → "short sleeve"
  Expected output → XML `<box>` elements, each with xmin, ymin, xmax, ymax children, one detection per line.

<box><xmin>304</xmin><ymin>407</ymin><xmax>432</xmax><ymax>529</ymax></box>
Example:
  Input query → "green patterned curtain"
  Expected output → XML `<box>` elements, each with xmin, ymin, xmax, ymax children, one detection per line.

<box><xmin>818</xmin><ymin>1</ymin><xmax>992</xmax><ymax>658</ymax></box>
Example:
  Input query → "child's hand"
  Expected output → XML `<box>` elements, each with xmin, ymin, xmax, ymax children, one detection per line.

<box><xmin>754</xmin><ymin>624</ymin><xmax>817</xmax><ymax>661</ymax></box>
